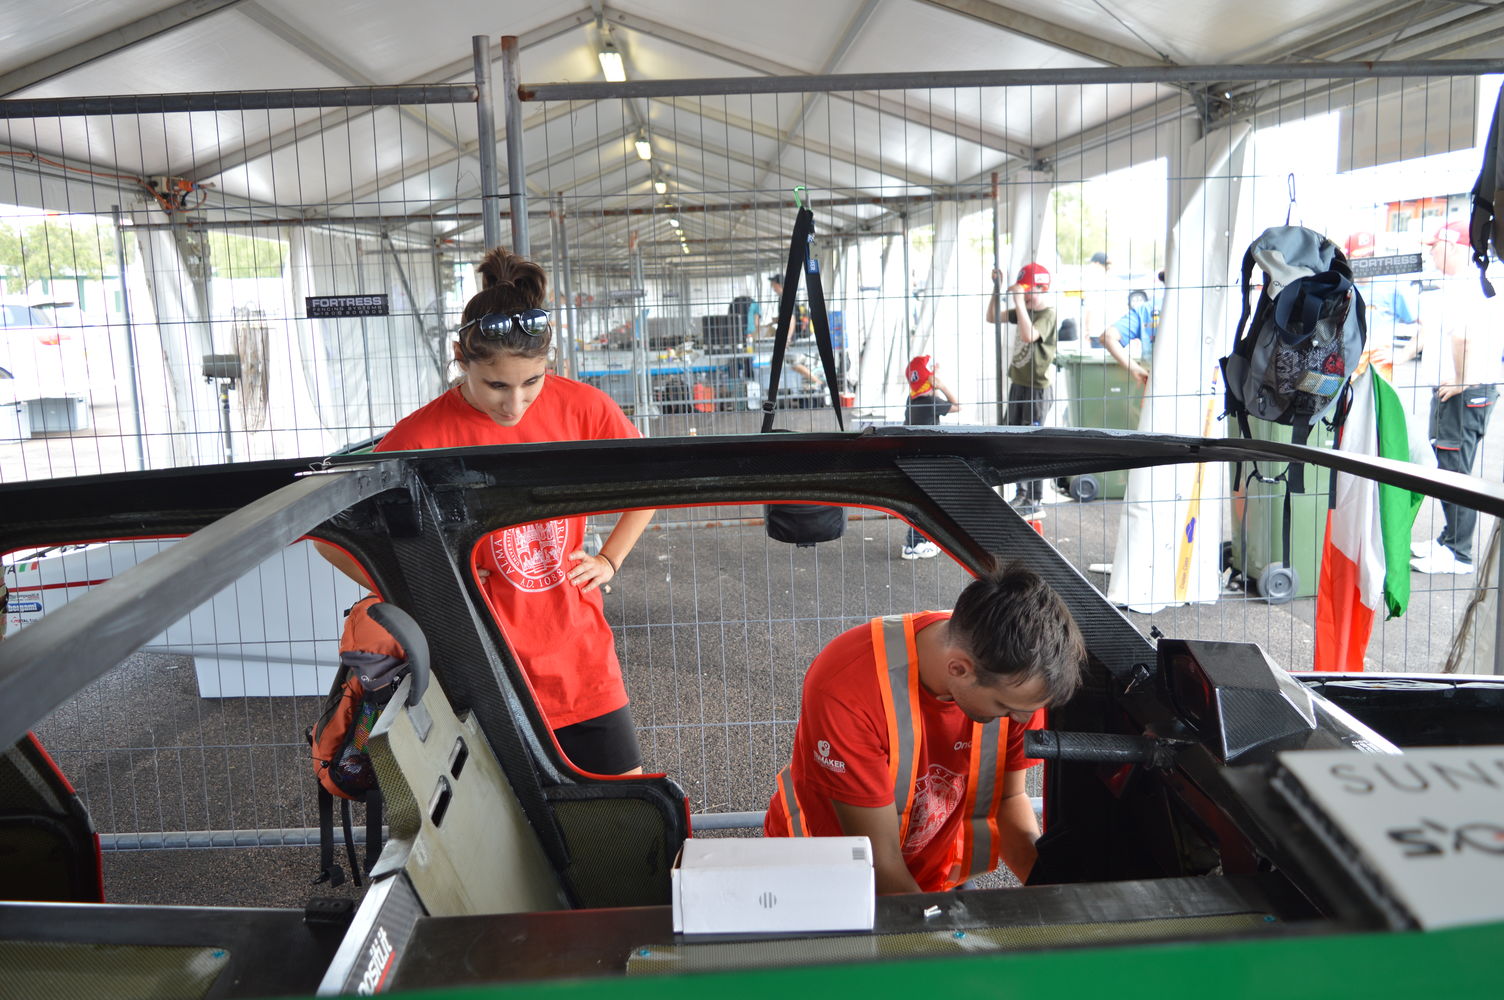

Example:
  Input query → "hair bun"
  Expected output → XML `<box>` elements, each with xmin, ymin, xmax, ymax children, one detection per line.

<box><xmin>476</xmin><ymin>246</ymin><xmax>547</xmax><ymax>303</ymax></box>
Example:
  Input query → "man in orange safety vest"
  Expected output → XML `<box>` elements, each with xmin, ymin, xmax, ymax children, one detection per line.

<box><xmin>764</xmin><ymin>565</ymin><xmax>1084</xmax><ymax>894</ymax></box>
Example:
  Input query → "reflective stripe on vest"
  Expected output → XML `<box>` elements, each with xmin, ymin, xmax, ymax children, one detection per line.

<box><xmin>773</xmin><ymin>764</ymin><xmax>807</xmax><ymax>836</ymax></box>
<box><xmin>872</xmin><ymin>616</ymin><xmax>922</xmax><ymax>845</ymax></box>
<box><xmin>957</xmin><ymin>716</ymin><xmax>1007</xmax><ymax>886</ymax></box>
<box><xmin>877</xmin><ymin>614</ymin><xmax>1008</xmax><ymax>888</ymax></box>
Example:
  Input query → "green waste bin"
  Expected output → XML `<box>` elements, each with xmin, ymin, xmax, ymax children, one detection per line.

<box><xmin>1054</xmin><ymin>351</ymin><xmax>1146</xmax><ymax>501</ymax></box>
<box><xmin>1228</xmin><ymin>416</ymin><xmax>1334</xmax><ymax>603</ymax></box>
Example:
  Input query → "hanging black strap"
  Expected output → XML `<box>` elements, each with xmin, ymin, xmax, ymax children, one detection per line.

<box><xmin>364</xmin><ymin>792</ymin><xmax>383</xmax><ymax>875</ymax></box>
<box><xmin>340</xmin><ymin>798</ymin><xmax>362</xmax><ymax>888</ymax></box>
<box><xmin>762</xmin><ymin>204</ymin><xmax>844</xmax><ymax>433</ymax></box>
<box><xmin>313</xmin><ymin>784</ymin><xmax>344</xmax><ymax>887</ymax></box>
<box><xmin>1281</xmin><ymin>486</ymin><xmax>1294</xmax><ymax>574</ymax></box>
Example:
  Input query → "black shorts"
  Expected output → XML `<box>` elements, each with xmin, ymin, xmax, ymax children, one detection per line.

<box><xmin>553</xmin><ymin>704</ymin><xmax>643</xmax><ymax>775</ymax></box>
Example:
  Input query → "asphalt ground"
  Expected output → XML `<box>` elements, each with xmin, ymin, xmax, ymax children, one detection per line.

<box><xmin>24</xmin><ymin>401</ymin><xmax>1504</xmax><ymax>910</ymax></box>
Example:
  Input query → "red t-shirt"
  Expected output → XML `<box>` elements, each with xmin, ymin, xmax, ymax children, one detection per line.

<box><xmin>764</xmin><ymin>612</ymin><xmax>1038</xmax><ymax>891</ymax></box>
<box><xmin>375</xmin><ymin>376</ymin><xmax>639</xmax><ymax>728</ymax></box>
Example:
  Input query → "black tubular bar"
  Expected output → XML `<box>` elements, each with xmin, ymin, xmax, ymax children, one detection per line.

<box><xmin>0</xmin><ymin>85</ymin><xmax>479</xmax><ymax>119</ymax></box>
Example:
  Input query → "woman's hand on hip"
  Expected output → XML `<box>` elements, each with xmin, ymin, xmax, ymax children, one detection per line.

<box><xmin>566</xmin><ymin>549</ymin><xmax>616</xmax><ymax>593</ymax></box>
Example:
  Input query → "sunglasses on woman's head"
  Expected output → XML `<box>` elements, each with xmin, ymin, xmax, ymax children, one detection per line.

<box><xmin>458</xmin><ymin>308</ymin><xmax>550</xmax><ymax>339</ymax></box>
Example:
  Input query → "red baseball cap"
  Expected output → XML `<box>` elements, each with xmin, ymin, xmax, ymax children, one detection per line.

<box><xmin>1016</xmin><ymin>262</ymin><xmax>1051</xmax><ymax>291</ymax></box>
<box><xmin>1344</xmin><ymin>232</ymin><xmax>1375</xmax><ymax>258</ymax></box>
<box><xmin>905</xmin><ymin>355</ymin><xmax>934</xmax><ymax>397</ymax></box>
<box><xmin>1423</xmin><ymin>220</ymin><xmax>1470</xmax><ymax>248</ymax></box>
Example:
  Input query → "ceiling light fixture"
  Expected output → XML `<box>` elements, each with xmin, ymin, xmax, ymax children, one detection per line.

<box><xmin>653</xmin><ymin>179</ymin><xmax>667</xmax><ymax>195</ymax></box>
<box><xmin>634</xmin><ymin>132</ymin><xmax>652</xmax><ymax>161</ymax></box>
<box><xmin>598</xmin><ymin>41</ymin><xmax>626</xmax><ymax>83</ymax></box>
<box><xmin>667</xmin><ymin>215</ymin><xmax>680</xmax><ymax>228</ymax></box>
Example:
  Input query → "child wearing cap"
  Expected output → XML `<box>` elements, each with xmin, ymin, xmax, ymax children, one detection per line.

<box><xmin>899</xmin><ymin>355</ymin><xmax>959</xmax><ymax>559</ymax></box>
<box><xmin>986</xmin><ymin>263</ymin><xmax>1060</xmax><ymax>516</ymax></box>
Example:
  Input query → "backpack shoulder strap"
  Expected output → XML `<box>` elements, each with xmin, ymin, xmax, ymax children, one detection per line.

<box><xmin>801</xmin><ymin>223</ymin><xmax>845</xmax><ymax>430</ymax></box>
<box><xmin>314</xmin><ymin>784</ymin><xmax>344</xmax><ymax>887</ymax></box>
<box><xmin>762</xmin><ymin>206</ymin><xmax>815</xmax><ymax>433</ymax></box>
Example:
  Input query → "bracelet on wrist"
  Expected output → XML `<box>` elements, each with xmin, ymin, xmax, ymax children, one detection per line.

<box><xmin>600</xmin><ymin>552</ymin><xmax>619</xmax><ymax>573</ymax></box>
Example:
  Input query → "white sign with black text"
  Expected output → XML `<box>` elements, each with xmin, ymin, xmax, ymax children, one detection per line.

<box><xmin>1276</xmin><ymin>747</ymin><xmax>1504</xmax><ymax>930</ymax></box>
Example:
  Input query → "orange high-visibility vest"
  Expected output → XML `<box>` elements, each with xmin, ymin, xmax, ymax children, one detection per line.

<box><xmin>770</xmin><ymin>614</ymin><xmax>1014</xmax><ymax>889</ymax></box>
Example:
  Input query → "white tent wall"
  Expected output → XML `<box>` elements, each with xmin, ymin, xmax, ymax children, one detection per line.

<box><xmin>129</xmin><ymin>213</ymin><xmax>225</xmax><ymax>469</ymax></box>
<box><xmin>286</xmin><ymin>228</ymin><xmax>447</xmax><ymax>452</ymax></box>
<box><xmin>909</xmin><ymin>198</ymin><xmax>964</xmax><ymax>417</ymax></box>
<box><xmin>1108</xmin><ymin>121</ymin><xmax>1255</xmax><ymax>612</ymax></box>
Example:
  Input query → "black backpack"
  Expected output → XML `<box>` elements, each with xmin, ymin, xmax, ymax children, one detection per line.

<box><xmin>1221</xmin><ymin>225</ymin><xmax>1367</xmax><ymax>464</ymax></box>
<box><xmin>1468</xmin><ymin>79</ymin><xmax>1503</xmax><ymax>296</ymax></box>
<box><xmin>762</xmin><ymin>201</ymin><xmax>847</xmax><ymax>547</ymax></box>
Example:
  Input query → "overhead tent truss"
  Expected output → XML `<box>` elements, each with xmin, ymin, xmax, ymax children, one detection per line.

<box><xmin>3</xmin><ymin>57</ymin><xmax>1501</xmax><ymax>256</ymax></box>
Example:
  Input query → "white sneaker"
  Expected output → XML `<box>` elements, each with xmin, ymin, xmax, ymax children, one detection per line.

<box><xmin>1411</xmin><ymin>548</ymin><xmax>1473</xmax><ymax>575</ymax></box>
<box><xmin>1411</xmin><ymin>539</ymin><xmax>1444</xmax><ymax>560</ymax></box>
<box><xmin>901</xmin><ymin>541</ymin><xmax>941</xmax><ymax>560</ymax></box>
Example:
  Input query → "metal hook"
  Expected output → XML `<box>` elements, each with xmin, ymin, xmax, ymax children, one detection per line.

<box><xmin>794</xmin><ymin>185</ymin><xmax>807</xmax><ymax>211</ymax></box>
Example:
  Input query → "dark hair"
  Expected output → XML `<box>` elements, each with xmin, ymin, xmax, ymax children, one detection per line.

<box><xmin>948</xmin><ymin>564</ymin><xmax>1084</xmax><ymax>705</ymax></box>
<box><xmin>456</xmin><ymin>247</ymin><xmax>550</xmax><ymax>363</ymax></box>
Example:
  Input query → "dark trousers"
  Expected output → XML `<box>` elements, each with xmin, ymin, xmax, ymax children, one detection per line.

<box><xmin>1430</xmin><ymin>386</ymin><xmax>1498</xmax><ymax>563</ymax></box>
<box><xmin>1006</xmin><ymin>382</ymin><xmax>1052</xmax><ymax>502</ymax></box>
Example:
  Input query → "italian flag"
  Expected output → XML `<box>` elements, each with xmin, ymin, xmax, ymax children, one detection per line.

<box><xmin>1313</xmin><ymin>370</ymin><xmax>1424</xmax><ymax>671</ymax></box>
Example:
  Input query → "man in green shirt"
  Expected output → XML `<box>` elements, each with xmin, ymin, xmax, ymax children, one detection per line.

<box><xmin>986</xmin><ymin>262</ymin><xmax>1059</xmax><ymax>516</ymax></box>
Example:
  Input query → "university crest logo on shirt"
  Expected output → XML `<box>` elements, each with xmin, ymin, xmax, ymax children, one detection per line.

<box><xmin>902</xmin><ymin>763</ymin><xmax>965</xmax><ymax>857</ymax></box>
<box><xmin>494</xmin><ymin>520</ymin><xmax>570</xmax><ymax>592</ymax></box>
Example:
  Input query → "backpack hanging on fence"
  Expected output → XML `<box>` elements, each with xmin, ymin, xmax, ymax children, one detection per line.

<box><xmin>308</xmin><ymin>595</ymin><xmax>408</xmax><ymax>887</ymax></box>
<box><xmin>1468</xmin><ymin>79</ymin><xmax>1504</xmax><ymax>296</ymax></box>
<box><xmin>762</xmin><ymin>191</ymin><xmax>848</xmax><ymax>547</ymax></box>
<box><xmin>1220</xmin><ymin>225</ymin><xmax>1366</xmax><ymax>601</ymax></box>
<box><xmin>1222</xmin><ymin>225</ymin><xmax>1367</xmax><ymax>451</ymax></box>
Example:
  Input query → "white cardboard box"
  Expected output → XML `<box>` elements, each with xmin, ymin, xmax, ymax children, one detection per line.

<box><xmin>671</xmin><ymin>836</ymin><xmax>875</xmax><ymax>935</ymax></box>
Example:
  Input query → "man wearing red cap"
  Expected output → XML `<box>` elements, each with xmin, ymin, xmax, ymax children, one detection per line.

<box><xmin>1411</xmin><ymin>220</ymin><xmax>1501</xmax><ymax>575</ymax></box>
<box><xmin>899</xmin><ymin>355</ymin><xmax>960</xmax><ymax>559</ymax></box>
<box><xmin>986</xmin><ymin>263</ymin><xmax>1059</xmax><ymax>516</ymax></box>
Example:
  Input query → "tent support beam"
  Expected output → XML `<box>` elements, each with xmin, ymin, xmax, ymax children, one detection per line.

<box><xmin>0</xmin><ymin>0</ymin><xmax>249</xmax><ymax>97</ymax></box>
<box><xmin>522</xmin><ymin>58</ymin><xmax>1504</xmax><ymax>101</ymax></box>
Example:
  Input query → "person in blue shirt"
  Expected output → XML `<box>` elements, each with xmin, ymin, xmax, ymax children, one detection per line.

<box><xmin>1098</xmin><ymin>274</ymin><xmax>1162</xmax><ymax>387</ymax></box>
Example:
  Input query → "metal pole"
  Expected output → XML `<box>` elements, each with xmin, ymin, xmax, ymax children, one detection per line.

<box><xmin>499</xmin><ymin>35</ymin><xmax>529</xmax><ymax>255</ymax></box>
<box><xmin>629</xmin><ymin>236</ymin><xmax>654</xmax><ymax>432</ymax></box>
<box><xmin>217</xmin><ymin>381</ymin><xmax>234</xmax><ymax>462</ymax></box>
<box><xmin>111</xmin><ymin>205</ymin><xmax>147</xmax><ymax>471</ymax></box>
<box><xmin>546</xmin><ymin>199</ymin><xmax>566</xmax><ymax>375</ymax></box>
<box><xmin>1493</xmin><ymin>527</ymin><xmax>1504</xmax><ymax>674</ymax></box>
<box><xmin>900</xmin><ymin>211</ymin><xmax>912</xmax><ymax>362</ymax></box>
<box><xmin>991</xmin><ymin>172</ymin><xmax>1006</xmax><ymax>426</ymax></box>
<box><xmin>429</xmin><ymin>244</ymin><xmax>451</xmax><ymax>383</ymax></box>
<box><xmin>380</xmin><ymin>232</ymin><xmax>444</xmax><ymax>378</ymax></box>
<box><xmin>0</xmin><ymin>85</ymin><xmax>479</xmax><ymax>118</ymax></box>
<box><xmin>554</xmin><ymin>193</ymin><xmax>579</xmax><ymax>381</ymax></box>
<box><xmin>472</xmin><ymin>36</ymin><xmax>503</xmax><ymax>251</ymax></box>
<box><xmin>521</xmin><ymin>59</ymin><xmax>1504</xmax><ymax>101</ymax></box>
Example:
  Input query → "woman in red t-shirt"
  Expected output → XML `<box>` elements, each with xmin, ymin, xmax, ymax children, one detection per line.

<box><xmin>322</xmin><ymin>247</ymin><xmax>654</xmax><ymax>775</ymax></box>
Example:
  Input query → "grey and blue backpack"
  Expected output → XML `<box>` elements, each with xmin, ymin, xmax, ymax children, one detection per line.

<box><xmin>1221</xmin><ymin>225</ymin><xmax>1367</xmax><ymax>464</ymax></box>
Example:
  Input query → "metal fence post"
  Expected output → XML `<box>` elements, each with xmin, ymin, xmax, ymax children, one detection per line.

<box><xmin>500</xmin><ymin>35</ymin><xmax>529</xmax><ymax>255</ymax></box>
<box><xmin>472</xmin><ymin>35</ymin><xmax>502</xmax><ymax>251</ymax></box>
<box><xmin>111</xmin><ymin>204</ymin><xmax>147</xmax><ymax>471</ymax></box>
